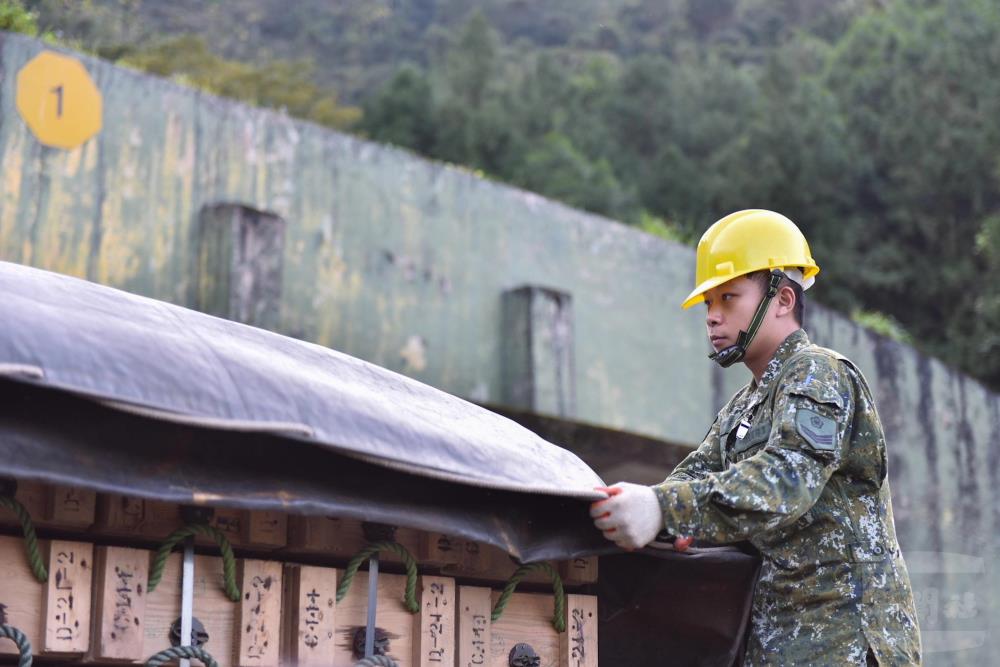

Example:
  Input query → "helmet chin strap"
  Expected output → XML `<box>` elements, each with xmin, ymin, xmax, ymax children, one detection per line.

<box><xmin>709</xmin><ymin>270</ymin><xmax>784</xmax><ymax>368</ymax></box>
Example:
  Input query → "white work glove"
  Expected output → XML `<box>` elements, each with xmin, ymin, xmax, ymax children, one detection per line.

<box><xmin>590</xmin><ymin>482</ymin><xmax>664</xmax><ymax>550</ymax></box>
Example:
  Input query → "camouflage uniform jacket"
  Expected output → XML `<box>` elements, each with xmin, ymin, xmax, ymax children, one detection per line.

<box><xmin>654</xmin><ymin>329</ymin><xmax>921</xmax><ymax>666</ymax></box>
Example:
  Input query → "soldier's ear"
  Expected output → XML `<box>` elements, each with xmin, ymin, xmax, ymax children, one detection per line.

<box><xmin>775</xmin><ymin>284</ymin><xmax>797</xmax><ymax>318</ymax></box>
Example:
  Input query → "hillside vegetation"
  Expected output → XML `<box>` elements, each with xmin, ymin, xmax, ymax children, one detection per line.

<box><xmin>11</xmin><ymin>0</ymin><xmax>1000</xmax><ymax>389</ymax></box>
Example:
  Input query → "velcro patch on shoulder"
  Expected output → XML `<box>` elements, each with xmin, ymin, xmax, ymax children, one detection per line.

<box><xmin>795</xmin><ymin>408</ymin><xmax>837</xmax><ymax>451</ymax></box>
<box><xmin>787</xmin><ymin>380</ymin><xmax>845</xmax><ymax>410</ymax></box>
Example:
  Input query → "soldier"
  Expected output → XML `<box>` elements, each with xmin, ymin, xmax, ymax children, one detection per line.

<box><xmin>590</xmin><ymin>210</ymin><xmax>921</xmax><ymax>666</ymax></box>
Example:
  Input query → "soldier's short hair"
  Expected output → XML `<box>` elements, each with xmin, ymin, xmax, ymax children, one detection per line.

<box><xmin>747</xmin><ymin>270</ymin><xmax>804</xmax><ymax>326</ymax></box>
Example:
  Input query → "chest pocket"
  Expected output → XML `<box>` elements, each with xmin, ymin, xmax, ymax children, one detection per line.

<box><xmin>731</xmin><ymin>420</ymin><xmax>772</xmax><ymax>462</ymax></box>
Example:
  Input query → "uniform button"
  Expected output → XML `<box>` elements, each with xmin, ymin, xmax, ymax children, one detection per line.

<box><xmin>873</xmin><ymin>546</ymin><xmax>884</xmax><ymax>555</ymax></box>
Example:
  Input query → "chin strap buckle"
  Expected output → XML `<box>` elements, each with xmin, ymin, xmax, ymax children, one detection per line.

<box><xmin>709</xmin><ymin>342</ymin><xmax>745</xmax><ymax>368</ymax></box>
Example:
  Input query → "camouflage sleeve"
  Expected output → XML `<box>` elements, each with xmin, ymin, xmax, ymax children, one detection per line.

<box><xmin>664</xmin><ymin>416</ymin><xmax>723</xmax><ymax>482</ymax></box>
<box><xmin>652</xmin><ymin>358</ymin><xmax>855</xmax><ymax>543</ymax></box>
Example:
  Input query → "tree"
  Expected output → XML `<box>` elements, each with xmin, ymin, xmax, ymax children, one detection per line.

<box><xmin>429</xmin><ymin>12</ymin><xmax>526</xmax><ymax>176</ymax></box>
<box><xmin>514</xmin><ymin>132</ymin><xmax>634</xmax><ymax>218</ymax></box>
<box><xmin>0</xmin><ymin>0</ymin><xmax>40</xmax><ymax>35</ymax></box>
<box><xmin>359</xmin><ymin>65</ymin><xmax>436</xmax><ymax>153</ymax></box>
<box><xmin>822</xmin><ymin>0</ymin><xmax>1000</xmax><ymax>382</ymax></box>
<box><xmin>972</xmin><ymin>211</ymin><xmax>1000</xmax><ymax>384</ymax></box>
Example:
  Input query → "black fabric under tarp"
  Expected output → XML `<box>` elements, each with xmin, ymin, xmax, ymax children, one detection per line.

<box><xmin>598</xmin><ymin>547</ymin><xmax>761</xmax><ymax>666</ymax></box>
<box><xmin>0</xmin><ymin>374</ymin><xmax>609</xmax><ymax>561</ymax></box>
<box><xmin>0</xmin><ymin>261</ymin><xmax>758</xmax><ymax>664</ymax></box>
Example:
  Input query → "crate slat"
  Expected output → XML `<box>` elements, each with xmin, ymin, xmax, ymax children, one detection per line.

<box><xmin>282</xmin><ymin>564</ymin><xmax>337</xmax><ymax>667</ymax></box>
<box><xmin>90</xmin><ymin>545</ymin><xmax>149</xmax><ymax>661</ymax></box>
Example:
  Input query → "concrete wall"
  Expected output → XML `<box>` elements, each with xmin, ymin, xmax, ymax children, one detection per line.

<box><xmin>0</xmin><ymin>32</ymin><xmax>724</xmax><ymax>446</ymax></box>
<box><xmin>1</xmin><ymin>33</ymin><xmax>998</xmax><ymax>663</ymax></box>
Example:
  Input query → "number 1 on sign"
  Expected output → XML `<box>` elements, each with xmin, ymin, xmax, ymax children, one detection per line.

<box><xmin>50</xmin><ymin>84</ymin><xmax>63</xmax><ymax>117</ymax></box>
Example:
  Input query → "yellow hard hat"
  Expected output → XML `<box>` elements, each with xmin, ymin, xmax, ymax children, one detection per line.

<box><xmin>681</xmin><ymin>209</ymin><xmax>820</xmax><ymax>309</ymax></box>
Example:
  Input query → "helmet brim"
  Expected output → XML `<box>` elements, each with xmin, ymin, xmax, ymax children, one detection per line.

<box><xmin>681</xmin><ymin>273</ymin><xmax>747</xmax><ymax>309</ymax></box>
<box><xmin>681</xmin><ymin>264</ymin><xmax>820</xmax><ymax>309</ymax></box>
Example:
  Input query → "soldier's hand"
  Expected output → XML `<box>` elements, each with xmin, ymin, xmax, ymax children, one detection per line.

<box><xmin>590</xmin><ymin>483</ymin><xmax>664</xmax><ymax>550</ymax></box>
<box><xmin>674</xmin><ymin>535</ymin><xmax>693</xmax><ymax>552</ymax></box>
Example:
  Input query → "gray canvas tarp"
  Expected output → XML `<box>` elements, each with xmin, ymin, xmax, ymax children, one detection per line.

<box><xmin>0</xmin><ymin>260</ymin><xmax>612</xmax><ymax>561</ymax></box>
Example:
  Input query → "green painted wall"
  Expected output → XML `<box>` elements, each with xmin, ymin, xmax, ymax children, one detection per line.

<box><xmin>1</xmin><ymin>33</ymin><xmax>998</xmax><ymax>663</ymax></box>
<box><xmin>0</xmin><ymin>31</ymin><xmax>728</xmax><ymax>446</ymax></box>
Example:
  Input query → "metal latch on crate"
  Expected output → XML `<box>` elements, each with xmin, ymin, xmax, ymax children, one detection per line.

<box><xmin>178</xmin><ymin>506</ymin><xmax>214</xmax><ymax>667</ymax></box>
<box><xmin>509</xmin><ymin>642</ymin><xmax>541</xmax><ymax>667</ymax></box>
<box><xmin>169</xmin><ymin>616</ymin><xmax>209</xmax><ymax>648</ymax></box>
<box><xmin>359</xmin><ymin>522</ymin><xmax>398</xmax><ymax>660</ymax></box>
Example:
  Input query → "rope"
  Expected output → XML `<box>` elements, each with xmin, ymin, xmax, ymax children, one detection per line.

<box><xmin>145</xmin><ymin>645</ymin><xmax>218</xmax><ymax>667</ymax></box>
<box><xmin>336</xmin><ymin>541</ymin><xmax>420</xmax><ymax>613</ymax></box>
<box><xmin>354</xmin><ymin>656</ymin><xmax>398</xmax><ymax>667</ymax></box>
<box><xmin>0</xmin><ymin>624</ymin><xmax>33</xmax><ymax>667</ymax></box>
<box><xmin>491</xmin><ymin>562</ymin><xmax>566</xmax><ymax>632</ymax></box>
<box><xmin>147</xmin><ymin>523</ymin><xmax>240</xmax><ymax>602</ymax></box>
<box><xmin>0</xmin><ymin>495</ymin><xmax>47</xmax><ymax>582</ymax></box>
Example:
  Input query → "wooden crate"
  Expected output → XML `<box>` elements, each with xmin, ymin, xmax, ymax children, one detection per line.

<box><xmin>0</xmin><ymin>481</ymin><xmax>95</xmax><ymax>531</ymax></box>
<box><xmin>6</xmin><ymin>483</ymin><xmax>594</xmax><ymax>591</ymax></box>
<box><xmin>89</xmin><ymin>545</ymin><xmax>149</xmax><ymax>661</ymax></box>
<box><xmin>558</xmin><ymin>558</ymin><xmax>598</xmax><ymax>587</ymax></box>
<box><xmin>237</xmin><ymin>559</ymin><xmax>284</xmax><ymax>665</ymax></box>
<box><xmin>94</xmin><ymin>494</ymin><xmax>287</xmax><ymax>550</ymax></box>
<box><xmin>457</xmin><ymin>587</ymin><xmax>598</xmax><ymax>667</ymax></box>
<box><xmin>284</xmin><ymin>516</ymin><xmax>420</xmax><ymax>565</ymax></box>
<box><xmin>1</xmin><ymin>480</ymin><xmax>600</xmax><ymax>667</ymax></box>
<box><xmin>282</xmin><ymin>564</ymin><xmax>338</xmax><ymax>667</ymax></box>
<box><xmin>95</xmin><ymin>550</ymin><xmax>283</xmax><ymax>667</ymax></box>
<box><xmin>332</xmin><ymin>570</ymin><xmax>456</xmax><ymax>667</ymax></box>
<box><xmin>0</xmin><ymin>535</ymin><xmax>94</xmax><ymax>657</ymax></box>
<box><xmin>428</xmin><ymin>538</ymin><xmax>597</xmax><ymax>587</ymax></box>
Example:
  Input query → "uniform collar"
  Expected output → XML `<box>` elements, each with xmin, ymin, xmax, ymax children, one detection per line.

<box><xmin>752</xmin><ymin>328</ymin><xmax>811</xmax><ymax>395</ymax></box>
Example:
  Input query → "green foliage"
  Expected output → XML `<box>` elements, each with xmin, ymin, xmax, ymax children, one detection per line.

<box><xmin>514</xmin><ymin>133</ymin><xmax>634</xmax><ymax>218</ymax></box>
<box><xmin>851</xmin><ymin>310</ymin><xmax>913</xmax><ymax>345</ymax></box>
<box><xmin>819</xmin><ymin>0</ymin><xmax>1000</xmax><ymax>383</ymax></box>
<box><xmin>359</xmin><ymin>65</ymin><xmax>436</xmax><ymax>153</ymax></box>
<box><xmin>0</xmin><ymin>0</ymin><xmax>39</xmax><ymax>36</ymax></box>
<box><xmin>637</xmin><ymin>212</ymin><xmax>691</xmax><ymax>245</ymax></box>
<box><xmin>431</xmin><ymin>12</ymin><xmax>516</xmax><ymax>174</ymax></box>
<box><xmin>977</xmin><ymin>213</ymin><xmax>1000</xmax><ymax>263</ymax></box>
<box><xmin>971</xmin><ymin>212</ymin><xmax>1000</xmax><ymax>382</ymax></box>
<box><xmin>443</xmin><ymin>11</ymin><xmax>499</xmax><ymax>110</ymax></box>
<box><xmin>120</xmin><ymin>35</ymin><xmax>360</xmax><ymax>130</ymax></box>
<box><xmin>20</xmin><ymin>0</ymin><xmax>132</xmax><ymax>52</ymax></box>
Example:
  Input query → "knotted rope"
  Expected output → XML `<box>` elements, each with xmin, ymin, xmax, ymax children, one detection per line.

<box><xmin>354</xmin><ymin>656</ymin><xmax>399</xmax><ymax>667</ymax></box>
<box><xmin>145</xmin><ymin>645</ymin><xmax>218</xmax><ymax>667</ymax></box>
<box><xmin>0</xmin><ymin>495</ymin><xmax>46</xmax><ymax>582</ymax></box>
<box><xmin>0</xmin><ymin>624</ymin><xmax>33</xmax><ymax>667</ymax></box>
<box><xmin>147</xmin><ymin>523</ymin><xmax>240</xmax><ymax>602</ymax></box>
<box><xmin>336</xmin><ymin>541</ymin><xmax>420</xmax><ymax>613</ymax></box>
<box><xmin>491</xmin><ymin>562</ymin><xmax>566</xmax><ymax>632</ymax></box>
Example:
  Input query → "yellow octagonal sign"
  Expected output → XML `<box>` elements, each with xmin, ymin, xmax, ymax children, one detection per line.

<box><xmin>16</xmin><ymin>50</ymin><xmax>103</xmax><ymax>150</ymax></box>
